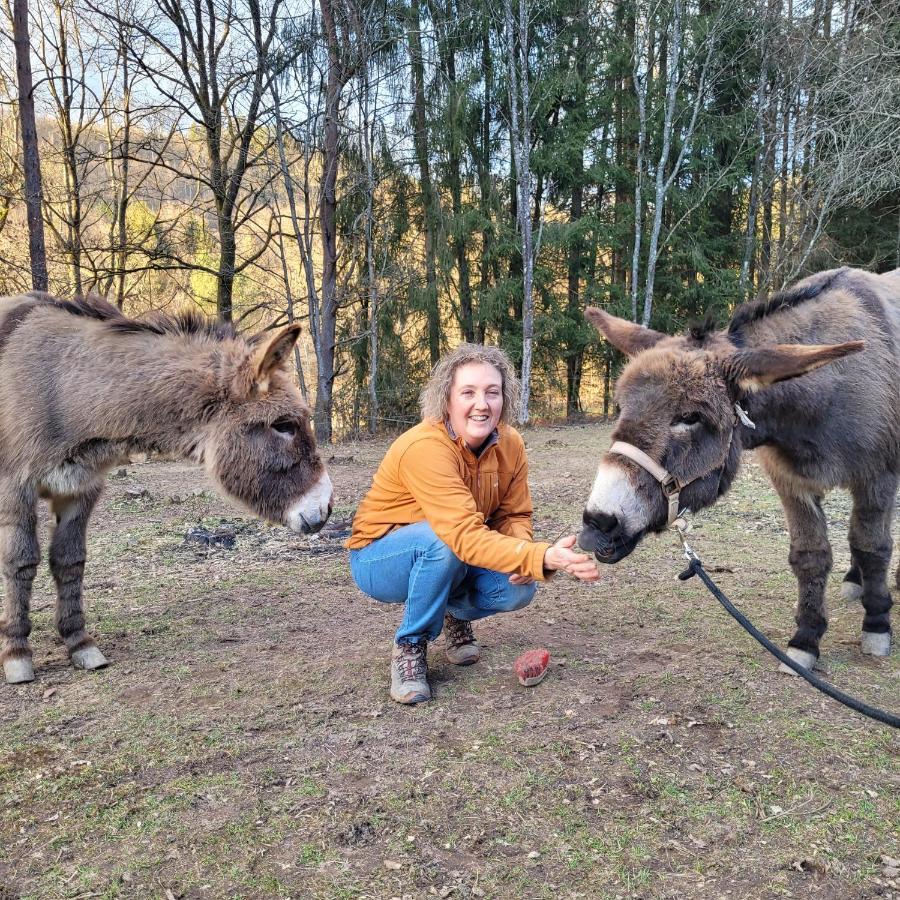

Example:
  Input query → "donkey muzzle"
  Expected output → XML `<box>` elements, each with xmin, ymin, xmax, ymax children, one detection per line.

<box><xmin>579</xmin><ymin>510</ymin><xmax>643</xmax><ymax>564</ymax></box>
<box><xmin>286</xmin><ymin>471</ymin><xmax>334</xmax><ymax>534</ymax></box>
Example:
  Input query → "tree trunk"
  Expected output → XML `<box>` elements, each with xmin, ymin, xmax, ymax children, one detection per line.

<box><xmin>273</xmin><ymin>225</ymin><xmax>308</xmax><ymax>401</ymax></box>
<box><xmin>216</xmin><ymin>212</ymin><xmax>237</xmax><ymax>322</ymax></box>
<box><xmin>603</xmin><ymin>354</ymin><xmax>611</xmax><ymax>418</ymax></box>
<box><xmin>317</xmin><ymin>0</ymin><xmax>344</xmax><ymax>443</ymax></box>
<box><xmin>407</xmin><ymin>0</ymin><xmax>441</xmax><ymax>365</ymax></box>
<box><xmin>505</xmin><ymin>0</ymin><xmax>534</xmax><ymax>424</ymax></box>
<box><xmin>114</xmin><ymin>39</ymin><xmax>131</xmax><ymax>309</ymax></box>
<box><xmin>53</xmin><ymin>0</ymin><xmax>83</xmax><ymax>295</ymax></box>
<box><xmin>361</xmin><ymin>48</ymin><xmax>379</xmax><ymax>434</ymax></box>
<box><xmin>630</xmin><ymin>9</ymin><xmax>647</xmax><ymax>322</ymax></box>
<box><xmin>13</xmin><ymin>0</ymin><xmax>48</xmax><ymax>290</ymax></box>
<box><xmin>476</xmin><ymin>23</ymin><xmax>493</xmax><ymax>343</ymax></box>
<box><xmin>642</xmin><ymin>0</ymin><xmax>683</xmax><ymax>327</ymax></box>
<box><xmin>611</xmin><ymin>0</ymin><xmax>635</xmax><ymax>291</ymax></box>
<box><xmin>566</xmin><ymin>178</ymin><xmax>584</xmax><ymax>417</ymax></box>
<box><xmin>272</xmin><ymin>79</ymin><xmax>322</xmax><ymax>411</ymax></box>
<box><xmin>437</xmin><ymin>2</ymin><xmax>474</xmax><ymax>342</ymax></box>
<box><xmin>740</xmin><ymin>9</ymin><xmax>771</xmax><ymax>296</ymax></box>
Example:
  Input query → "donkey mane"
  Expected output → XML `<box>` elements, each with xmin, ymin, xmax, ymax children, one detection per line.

<box><xmin>109</xmin><ymin>308</ymin><xmax>238</xmax><ymax>342</ymax></box>
<box><xmin>28</xmin><ymin>291</ymin><xmax>238</xmax><ymax>342</ymax></box>
<box><xmin>727</xmin><ymin>267</ymin><xmax>847</xmax><ymax>344</ymax></box>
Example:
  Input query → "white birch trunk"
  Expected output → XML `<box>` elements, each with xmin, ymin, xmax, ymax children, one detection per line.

<box><xmin>642</xmin><ymin>0</ymin><xmax>683</xmax><ymax>327</ymax></box>
<box><xmin>360</xmin><ymin>45</ymin><xmax>379</xmax><ymax>435</ymax></box>
<box><xmin>271</xmin><ymin>73</ymin><xmax>324</xmax><ymax>410</ymax></box>
<box><xmin>642</xmin><ymin>0</ymin><xmax>720</xmax><ymax>326</ymax></box>
<box><xmin>505</xmin><ymin>0</ymin><xmax>534</xmax><ymax>425</ymax></box>
<box><xmin>630</xmin><ymin>16</ymin><xmax>648</xmax><ymax>324</ymax></box>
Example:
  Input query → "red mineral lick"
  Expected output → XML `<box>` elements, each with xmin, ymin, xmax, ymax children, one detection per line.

<box><xmin>514</xmin><ymin>648</ymin><xmax>550</xmax><ymax>687</ymax></box>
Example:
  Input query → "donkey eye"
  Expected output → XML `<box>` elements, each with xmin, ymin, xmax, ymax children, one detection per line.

<box><xmin>271</xmin><ymin>419</ymin><xmax>297</xmax><ymax>437</ymax></box>
<box><xmin>672</xmin><ymin>412</ymin><xmax>702</xmax><ymax>428</ymax></box>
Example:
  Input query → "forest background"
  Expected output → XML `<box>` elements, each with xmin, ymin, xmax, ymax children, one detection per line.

<box><xmin>1</xmin><ymin>0</ymin><xmax>899</xmax><ymax>442</ymax></box>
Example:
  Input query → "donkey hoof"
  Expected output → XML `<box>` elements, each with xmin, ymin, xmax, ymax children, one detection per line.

<box><xmin>4</xmin><ymin>657</ymin><xmax>35</xmax><ymax>684</ymax></box>
<box><xmin>840</xmin><ymin>581</ymin><xmax>863</xmax><ymax>601</ymax></box>
<box><xmin>778</xmin><ymin>648</ymin><xmax>817</xmax><ymax>675</ymax></box>
<box><xmin>71</xmin><ymin>646</ymin><xmax>109</xmax><ymax>671</ymax></box>
<box><xmin>860</xmin><ymin>631</ymin><xmax>891</xmax><ymax>657</ymax></box>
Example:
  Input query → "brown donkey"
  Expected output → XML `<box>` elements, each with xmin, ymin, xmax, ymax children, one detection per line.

<box><xmin>0</xmin><ymin>292</ymin><xmax>333</xmax><ymax>684</ymax></box>
<box><xmin>579</xmin><ymin>267</ymin><xmax>899</xmax><ymax>671</ymax></box>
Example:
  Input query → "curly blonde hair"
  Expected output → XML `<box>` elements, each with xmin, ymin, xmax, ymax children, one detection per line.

<box><xmin>419</xmin><ymin>343</ymin><xmax>521</xmax><ymax>424</ymax></box>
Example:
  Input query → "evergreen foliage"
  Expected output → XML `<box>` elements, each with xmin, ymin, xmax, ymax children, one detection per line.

<box><xmin>1</xmin><ymin>0</ymin><xmax>898</xmax><ymax>435</ymax></box>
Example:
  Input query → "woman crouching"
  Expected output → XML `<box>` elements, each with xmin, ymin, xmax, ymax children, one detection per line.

<box><xmin>346</xmin><ymin>344</ymin><xmax>600</xmax><ymax>704</ymax></box>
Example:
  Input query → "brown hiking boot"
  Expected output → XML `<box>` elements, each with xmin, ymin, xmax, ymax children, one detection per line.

<box><xmin>390</xmin><ymin>641</ymin><xmax>431</xmax><ymax>704</ymax></box>
<box><xmin>444</xmin><ymin>613</ymin><xmax>480</xmax><ymax>666</ymax></box>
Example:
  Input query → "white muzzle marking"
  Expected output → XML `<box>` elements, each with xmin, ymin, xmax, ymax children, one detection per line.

<box><xmin>286</xmin><ymin>470</ymin><xmax>333</xmax><ymax>533</ymax></box>
<box><xmin>586</xmin><ymin>460</ymin><xmax>649</xmax><ymax>534</ymax></box>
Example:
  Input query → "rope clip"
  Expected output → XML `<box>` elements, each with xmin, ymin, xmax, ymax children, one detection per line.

<box><xmin>673</xmin><ymin>514</ymin><xmax>700</xmax><ymax>579</ymax></box>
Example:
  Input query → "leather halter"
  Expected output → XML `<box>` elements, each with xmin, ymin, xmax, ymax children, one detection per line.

<box><xmin>607</xmin><ymin>441</ymin><xmax>696</xmax><ymax>527</ymax></box>
<box><xmin>607</xmin><ymin>403</ymin><xmax>754</xmax><ymax>528</ymax></box>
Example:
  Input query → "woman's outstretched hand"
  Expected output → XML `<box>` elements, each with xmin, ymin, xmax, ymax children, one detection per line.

<box><xmin>543</xmin><ymin>535</ymin><xmax>600</xmax><ymax>582</ymax></box>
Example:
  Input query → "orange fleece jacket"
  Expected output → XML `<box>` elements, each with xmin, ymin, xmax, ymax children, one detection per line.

<box><xmin>346</xmin><ymin>420</ymin><xmax>552</xmax><ymax>580</ymax></box>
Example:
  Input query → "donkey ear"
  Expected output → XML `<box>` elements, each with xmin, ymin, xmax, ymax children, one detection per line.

<box><xmin>584</xmin><ymin>307</ymin><xmax>666</xmax><ymax>356</ymax></box>
<box><xmin>252</xmin><ymin>323</ymin><xmax>302</xmax><ymax>382</ymax></box>
<box><xmin>727</xmin><ymin>340</ymin><xmax>864</xmax><ymax>391</ymax></box>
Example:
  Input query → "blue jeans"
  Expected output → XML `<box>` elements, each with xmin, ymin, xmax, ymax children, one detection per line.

<box><xmin>349</xmin><ymin>521</ymin><xmax>537</xmax><ymax>644</ymax></box>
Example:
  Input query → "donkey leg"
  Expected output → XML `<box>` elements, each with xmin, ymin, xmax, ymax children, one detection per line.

<box><xmin>840</xmin><ymin>553</ymin><xmax>863</xmax><ymax>602</ymax></box>
<box><xmin>849</xmin><ymin>475</ymin><xmax>895</xmax><ymax>657</ymax></box>
<box><xmin>0</xmin><ymin>486</ymin><xmax>40</xmax><ymax>684</ymax></box>
<box><xmin>49</xmin><ymin>487</ymin><xmax>108</xmax><ymax>671</ymax></box>
<box><xmin>778</xmin><ymin>489</ymin><xmax>832</xmax><ymax>673</ymax></box>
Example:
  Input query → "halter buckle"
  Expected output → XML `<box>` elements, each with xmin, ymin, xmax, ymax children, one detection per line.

<box><xmin>661</xmin><ymin>474</ymin><xmax>680</xmax><ymax>496</ymax></box>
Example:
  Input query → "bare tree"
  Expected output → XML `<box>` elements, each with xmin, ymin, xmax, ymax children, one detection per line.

<box><xmin>272</xmin><ymin>0</ymin><xmax>363</xmax><ymax>443</ymax></box>
<box><xmin>32</xmin><ymin>0</ymin><xmax>117</xmax><ymax>295</ymax></box>
<box><xmin>0</xmin><ymin>60</ymin><xmax>21</xmax><ymax>246</ymax></box>
<box><xmin>629</xmin><ymin>8</ymin><xmax>647</xmax><ymax>323</ymax></box>
<box><xmin>504</xmin><ymin>0</ymin><xmax>535</xmax><ymax>424</ymax></box>
<box><xmin>773</xmin><ymin>1</ymin><xmax>900</xmax><ymax>283</ymax></box>
<box><xmin>95</xmin><ymin>0</ymin><xmax>285</xmax><ymax>321</ymax></box>
<box><xmin>357</xmin><ymin>15</ymin><xmax>380</xmax><ymax>435</ymax></box>
<box><xmin>97</xmin><ymin>0</ymin><xmax>137</xmax><ymax>307</ymax></box>
<box><xmin>739</xmin><ymin>1</ymin><xmax>774</xmax><ymax>296</ymax></box>
<box><xmin>641</xmin><ymin>0</ymin><xmax>716</xmax><ymax>326</ymax></box>
<box><xmin>315</xmin><ymin>0</ymin><xmax>360</xmax><ymax>442</ymax></box>
<box><xmin>405</xmin><ymin>0</ymin><xmax>441</xmax><ymax>366</ymax></box>
<box><xmin>12</xmin><ymin>0</ymin><xmax>47</xmax><ymax>289</ymax></box>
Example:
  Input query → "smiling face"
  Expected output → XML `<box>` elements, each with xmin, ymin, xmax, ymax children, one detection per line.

<box><xmin>447</xmin><ymin>362</ymin><xmax>504</xmax><ymax>449</ymax></box>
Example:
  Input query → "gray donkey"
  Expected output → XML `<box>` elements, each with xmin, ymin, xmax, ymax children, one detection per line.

<box><xmin>0</xmin><ymin>292</ymin><xmax>333</xmax><ymax>684</ymax></box>
<box><xmin>579</xmin><ymin>267</ymin><xmax>899</xmax><ymax>671</ymax></box>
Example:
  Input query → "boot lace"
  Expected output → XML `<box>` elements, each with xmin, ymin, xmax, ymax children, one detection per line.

<box><xmin>445</xmin><ymin>614</ymin><xmax>475</xmax><ymax>648</ymax></box>
<box><xmin>396</xmin><ymin>642</ymin><xmax>427</xmax><ymax>681</ymax></box>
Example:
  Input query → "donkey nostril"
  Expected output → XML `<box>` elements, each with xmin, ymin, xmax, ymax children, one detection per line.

<box><xmin>583</xmin><ymin>510</ymin><xmax>620</xmax><ymax>535</ymax></box>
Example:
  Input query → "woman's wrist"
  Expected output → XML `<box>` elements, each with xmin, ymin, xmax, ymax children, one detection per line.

<box><xmin>543</xmin><ymin>546</ymin><xmax>558</xmax><ymax>571</ymax></box>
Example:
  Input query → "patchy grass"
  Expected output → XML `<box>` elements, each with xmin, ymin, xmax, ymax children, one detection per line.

<box><xmin>1</xmin><ymin>424</ymin><xmax>898</xmax><ymax>899</ymax></box>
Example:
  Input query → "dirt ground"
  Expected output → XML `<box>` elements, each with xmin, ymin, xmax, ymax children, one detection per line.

<box><xmin>1</xmin><ymin>421</ymin><xmax>898</xmax><ymax>900</ymax></box>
